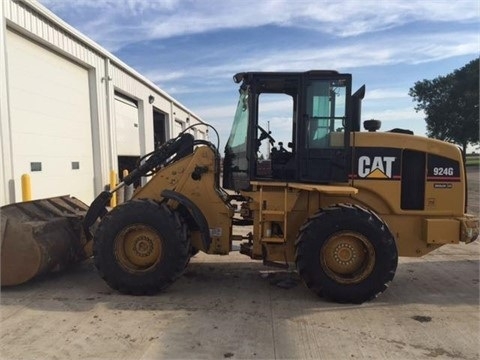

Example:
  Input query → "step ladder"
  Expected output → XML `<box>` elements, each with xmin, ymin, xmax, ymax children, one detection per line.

<box><xmin>257</xmin><ymin>184</ymin><xmax>289</xmax><ymax>268</ymax></box>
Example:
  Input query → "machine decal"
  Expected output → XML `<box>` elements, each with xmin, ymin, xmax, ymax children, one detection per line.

<box><xmin>351</xmin><ymin>147</ymin><xmax>401</xmax><ymax>180</ymax></box>
<box><xmin>358</xmin><ymin>156</ymin><xmax>397</xmax><ymax>178</ymax></box>
<box><xmin>434</xmin><ymin>183</ymin><xmax>453</xmax><ymax>189</ymax></box>
<box><xmin>427</xmin><ymin>154</ymin><xmax>460</xmax><ymax>182</ymax></box>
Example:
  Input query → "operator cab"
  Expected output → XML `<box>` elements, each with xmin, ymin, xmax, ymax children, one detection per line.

<box><xmin>223</xmin><ymin>70</ymin><xmax>363</xmax><ymax>191</ymax></box>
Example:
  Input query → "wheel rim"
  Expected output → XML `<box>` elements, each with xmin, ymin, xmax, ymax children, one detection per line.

<box><xmin>320</xmin><ymin>231</ymin><xmax>375</xmax><ymax>284</ymax></box>
<box><xmin>114</xmin><ymin>224</ymin><xmax>163</xmax><ymax>273</ymax></box>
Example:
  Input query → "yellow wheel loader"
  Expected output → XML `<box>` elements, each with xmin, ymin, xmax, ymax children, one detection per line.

<box><xmin>1</xmin><ymin>70</ymin><xmax>478</xmax><ymax>303</ymax></box>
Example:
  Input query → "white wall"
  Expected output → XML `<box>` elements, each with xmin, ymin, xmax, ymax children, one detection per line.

<box><xmin>0</xmin><ymin>0</ymin><xmax>206</xmax><ymax>205</ymax></box>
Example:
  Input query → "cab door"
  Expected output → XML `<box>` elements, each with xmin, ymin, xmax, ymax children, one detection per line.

<box><xmin>298</xmin><ymin>74</ymin><xmax>352</xmax><ymax>183</ymax></box>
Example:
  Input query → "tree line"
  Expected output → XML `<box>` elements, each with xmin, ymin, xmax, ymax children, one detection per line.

<box><xmin>409</xmin><ymin>58</ymin><xmax>479</xmax><ymax>155</ymax></box>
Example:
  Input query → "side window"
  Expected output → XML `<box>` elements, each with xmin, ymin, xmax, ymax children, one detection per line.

<box><xmin>257</xmin><ymin>93</ymin><xmax>293</xmax><ymax>157</ymax></box>
<box><xmin>306</xmin><ymin>80</ymin><xmax>346</xmax><ymax>148</ymax></box>
<box><xmin>256</xmin><ymin>93</ymin><xmax>294</xmax><ymax>177</ymax></box>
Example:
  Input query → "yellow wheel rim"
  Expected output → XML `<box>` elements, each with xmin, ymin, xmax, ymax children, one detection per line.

<box><xmin>320</xmin><ymin>231</ymin><xmax>375</xmax><ymax>284</ymax></box>
<box><xmin>114</xmin><ymin>224</ymin><xmax>163</xmax><ymax>273</ymax></box>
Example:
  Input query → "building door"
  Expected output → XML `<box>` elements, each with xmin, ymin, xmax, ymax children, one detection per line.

<box><xmin>6</xmin><ymin>30</ymin><xmax>94</xmax><ymax>203</ymax></box>
<box><xmin>153</xmin><ymin>108</ymin><xmax>167</xmax><ymax>148</ymax></box>
<box><xmin>114</xmin><ymin>92</ymin><xmax>140</xmax><ymax>156</ymax></box>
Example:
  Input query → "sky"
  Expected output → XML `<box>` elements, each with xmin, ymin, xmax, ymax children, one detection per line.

<box><xmin>38</xmin><ymin>0</ymin><xmax>479</xmax><ymax>150</ymax></box>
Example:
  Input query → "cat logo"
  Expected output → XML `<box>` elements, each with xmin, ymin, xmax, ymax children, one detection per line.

<box><xmin>358</xmin><ymin>156</ymin><xmax>396</xmax><ymax>179</ymax></box>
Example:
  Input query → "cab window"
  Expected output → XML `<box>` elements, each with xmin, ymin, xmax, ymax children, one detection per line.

<box><xmin>306</xmin><ymin>80</ymin><xmax>346</xmax><ymax>148</ymax></box>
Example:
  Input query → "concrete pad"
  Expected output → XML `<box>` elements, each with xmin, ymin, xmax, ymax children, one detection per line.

<box><xmin>1</xmin><ymin>240</ymin><xmax>479</xmax><ymax>360</ymax></box>
<box><xmin>1</xmin><ymin>168</ymin><xmax>478</xmax><ymax>359</ymax></box>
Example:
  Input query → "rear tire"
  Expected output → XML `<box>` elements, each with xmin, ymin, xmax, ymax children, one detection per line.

<box><xmin>295</xmin><ymin>204</ymin><xmax>397</xmax><ymax>303</ymax></box>
<box><xmin>93</xmin><ymin>199</ymin><xmax>189</xmax><ymax>295</ymax></box>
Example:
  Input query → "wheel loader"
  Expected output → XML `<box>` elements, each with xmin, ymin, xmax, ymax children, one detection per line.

<box><xmin>1</xmin><ymin>70</ymin><xmax>478</xmax><ymax>303</ymax></box>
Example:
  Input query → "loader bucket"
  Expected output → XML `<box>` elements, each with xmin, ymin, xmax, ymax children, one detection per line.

<box><xmin>1</xmin><ymin>196</ymin><xmax>90</xmax><ymax>286</ymax></box>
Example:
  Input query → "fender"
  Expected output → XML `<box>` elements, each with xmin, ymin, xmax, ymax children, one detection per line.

<box><xmin>161</xmin><ymin>189</ymin><xmax>212</xmax><ymax>250</ymax></box>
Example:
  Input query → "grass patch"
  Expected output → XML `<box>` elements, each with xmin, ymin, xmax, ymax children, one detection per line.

<box><xmin>466</xmin><ymin>154</ymin><xmax>480</xmax><ymax>166</ymax></box>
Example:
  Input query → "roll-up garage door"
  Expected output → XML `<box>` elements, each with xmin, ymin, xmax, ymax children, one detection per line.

<box><xmin>114</xmin><ymin>93</ymin><xmax>140</xmax><ymax>156</ymax></box>
<box><xmin>6</xmin><ymin>30</ymin><xmax>95</xmax><ymax>203</ymax></box>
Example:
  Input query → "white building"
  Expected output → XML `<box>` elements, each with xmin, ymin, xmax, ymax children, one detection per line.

<box><xmin>0</xmin><ymin>0</ymin><xmax>207</xmax><ymax>205</ymax></box>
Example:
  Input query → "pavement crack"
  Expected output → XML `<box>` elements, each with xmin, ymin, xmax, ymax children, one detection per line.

<box><xmin>269</xmin><ymin>288</ymin><xmax>277</xmax><ymax>360</ymax></box>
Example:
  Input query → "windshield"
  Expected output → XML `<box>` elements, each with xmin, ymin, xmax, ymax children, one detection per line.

<box><xmin>225</xmin><ymin>88</ymin><xmax>249</xmax><ymax>152</ymax></box>
<box><xmin>223</xmin><ymin>86</ymin><xmax>251</xmax><ymax>190</ymax></box>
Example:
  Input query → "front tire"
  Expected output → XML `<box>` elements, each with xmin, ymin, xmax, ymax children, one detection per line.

<box><xmin>93</xmin><ymin>199</ymin><xmax>189</xmax><ymax>295</ymax></box>
<box><xmin>295</xmin><ymin>204</ymin><xmax>397</xmax><ymax>303</ymax></box>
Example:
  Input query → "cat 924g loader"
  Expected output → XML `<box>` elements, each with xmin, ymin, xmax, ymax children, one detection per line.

<box><xmin>2</xmin><ymin>70</ymin><xmax>478</xmax><ymax>303</ymax></box>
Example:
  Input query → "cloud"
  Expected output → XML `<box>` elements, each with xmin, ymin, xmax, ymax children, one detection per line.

<box><xmin>194</xmin><ymin>103</ymin><xmax>237</xmax><ymax>123</ymax></box>
<box><xmin>142</xmin><ymin>70</ymin><xmax>186</xmax><ymax>83</ymax></box>
<box><xmin>151</xmin><ymin>30</ymin><xmax>478</xmax><ymax>86</ymax></box>
<box><xmin>254</xmin><ymin>32</ymin><xmax>478</xmax><ymax>69</ymax></box>
<box><xmin>39</xmin><ymin>0</ymin><xmax>479</xmax><ymax>51</ymax></box>
<box><xmin>362</xmin><ymin>107</ymin><xmax>425</xmax><ymax>123</ymax></box>
<box><xmin>366</xmin><ymin>89</ymin><xmax>409</xmax><ymax>100</ymax></box>
<box><xmin>36</xmin><ymin>0</ymin><xmax>475</xmax><ymax>146</ymax></box>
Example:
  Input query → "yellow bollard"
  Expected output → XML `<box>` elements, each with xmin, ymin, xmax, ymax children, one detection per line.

<box><xmin>21</xmin><ymin>174</ymin><xmax>32</xmax><ymax>201</ymax></box>
<box><xmin>109</xmin><ymin>170</ymin><xmax>117</xmax><ymax>208</ymax></box>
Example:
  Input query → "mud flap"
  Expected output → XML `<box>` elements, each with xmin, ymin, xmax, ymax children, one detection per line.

<box><xmin>1</xmin><ymin>196</ymin><xmax>89</xmax><ymax>286</ymax></box>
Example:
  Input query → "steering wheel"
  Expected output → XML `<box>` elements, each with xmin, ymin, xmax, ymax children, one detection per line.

<box><xmin>258</xmin><ymin>125</ymin><xmax>275</xmax><ymax>145</ymax></box>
